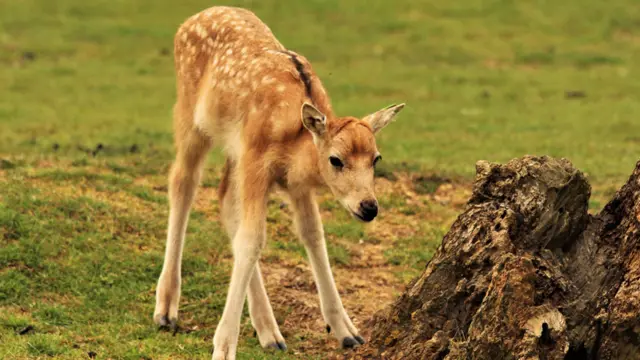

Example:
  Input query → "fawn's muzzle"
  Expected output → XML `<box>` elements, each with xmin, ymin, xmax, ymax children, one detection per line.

<box><xmin>358</xmin><ymin>199</ymin><xmax>378</xmax><ymax>222</ymax></box>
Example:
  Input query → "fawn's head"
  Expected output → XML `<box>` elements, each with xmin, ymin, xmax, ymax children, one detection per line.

<box><xmin>301</xmin><ymin>103</ymin><xmax>405</xmax><ymax>222</ymax></box>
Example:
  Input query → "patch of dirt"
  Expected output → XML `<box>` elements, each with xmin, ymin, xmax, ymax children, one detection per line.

<box><xmin>259</xmin><ymin>252</ymin><xmax>403</xmax><ymax>358</ymax></box>
<box><xmin>250</xmin><ymin>173</ymin><xmax>471</xmax><ymax>358</ymax></box>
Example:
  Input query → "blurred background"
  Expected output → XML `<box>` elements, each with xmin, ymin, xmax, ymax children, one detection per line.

<box><xmin>1</xmin><ymin>0</ymin><xmax>639</xmax><ymax>359</ymax></box>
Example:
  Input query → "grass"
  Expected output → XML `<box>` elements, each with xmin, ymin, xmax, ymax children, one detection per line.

<box><xmin>1</xmin><ymin>0</ymin><xmax>639</xmax><ymax>358</ymax></box>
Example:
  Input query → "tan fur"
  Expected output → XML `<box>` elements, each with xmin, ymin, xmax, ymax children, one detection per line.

<box><xmin>153</xmin><ymin>6</ymin><xmax>404</xmax><ymax>359</ymax></box>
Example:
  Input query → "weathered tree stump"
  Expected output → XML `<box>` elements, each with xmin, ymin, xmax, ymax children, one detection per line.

<box><xmin>352</xmin><ymin>156</ymin><xmax>640</xmax><ymax>360</ymax></box>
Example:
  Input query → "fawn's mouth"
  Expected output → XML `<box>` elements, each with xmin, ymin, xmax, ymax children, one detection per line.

<box><xmin>353</xmin><ymin>211</ymin><xmax>366</xmax><ymax>222</ymax></box>
<box><xmin>349</xmin><ymin>208</ymin><xmax>375</xmax><ymax>223</ymax></box>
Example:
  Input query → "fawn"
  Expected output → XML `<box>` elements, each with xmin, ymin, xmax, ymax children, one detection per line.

<box><xmin>153</xmin><ymin>6</ymin><xmax>405</xmax><ymax>359</ymax></box>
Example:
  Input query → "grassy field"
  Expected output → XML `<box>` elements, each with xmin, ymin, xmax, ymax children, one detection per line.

<box><xmin>1</xmin><ymin>0</ymin><xmax>640</xmax><ymax>358</ymax></box>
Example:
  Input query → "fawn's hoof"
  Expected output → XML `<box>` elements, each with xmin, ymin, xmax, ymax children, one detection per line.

<box><xmin>156</xmin><ymin>315</ymin><xmax>178</xmax><ymax>334</ymax></box>
<box><xmin>267</xmin><ymin>341</ymin><xmax>287</xmax><ymax>351</ymax></box>
<box><xmin>342</xmin><ymin>335</ymin><xmax>365</xmax><ymax>349</ymax></box>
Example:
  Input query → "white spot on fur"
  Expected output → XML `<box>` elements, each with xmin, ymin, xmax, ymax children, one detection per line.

<box><xmin>262</xmin><ymin>75</ymin><xmax>275</xmax><ymax>84</ymax></box>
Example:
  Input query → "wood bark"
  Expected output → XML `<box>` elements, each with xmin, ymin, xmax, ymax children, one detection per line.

<box><xmin>352</xmin><ymin>156</ymin><xmax>640</xmax><ymax>360</ymax></box>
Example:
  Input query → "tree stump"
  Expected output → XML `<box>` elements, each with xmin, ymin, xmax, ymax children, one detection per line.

<box><xmin>352</xmin><ymin>156</ymin><xmax>640</xmax><ymax>360</ymax></box>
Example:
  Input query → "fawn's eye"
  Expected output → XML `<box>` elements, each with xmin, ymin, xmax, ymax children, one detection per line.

<box><xmin>373</xmin><ymin>155</ymin><xmax>382</xmax><ymax>167</ymax></box>
<box><xmin>329</xmin><ymin>156</ymin><xmax>344</xmax><ymax>169</ymax></box>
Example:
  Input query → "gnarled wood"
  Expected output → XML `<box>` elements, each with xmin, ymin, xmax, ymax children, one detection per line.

<box><xmin>352</xmin><ymin>156</ymin><xmax>640</xmax><ymax>360</ymax></box>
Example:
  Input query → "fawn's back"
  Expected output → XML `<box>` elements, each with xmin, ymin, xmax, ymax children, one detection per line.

<box><xmin>173</xmin><ymin>6</ymin><xmax>333</xmax><ymax>162</ymax></box>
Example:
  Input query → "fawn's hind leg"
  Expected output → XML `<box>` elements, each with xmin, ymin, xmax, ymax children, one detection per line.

<box><xmin>218</xmin><ymin>159</ymin><xmax>286</xmax><ymax>351</ymax></box>
<box><xmin>154</xmin><ymin>106</ymin><xmax>211</xmax><ymax>327</ymax></box>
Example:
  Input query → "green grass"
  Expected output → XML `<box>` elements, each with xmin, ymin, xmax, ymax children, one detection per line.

<box><xmin>1</xmin><ymin>0</ymin><xmax>639</xmax><ymax>358</ymax></box>
<box><xmin>2</xmin><ymin>0</ymin><xmax>640</xmax><ymax>181</ymax></box>
<box><xmin>0</xmin><ymin>170</ymin><xmax>299</xmax><ymax>359</ymax></box>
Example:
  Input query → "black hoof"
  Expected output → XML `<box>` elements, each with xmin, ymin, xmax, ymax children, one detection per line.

<box><xmin>342</xmin><ymin>337</ymin><xmax>363</xmax><ymax>349</ymax></box>
<box><xmin>157</xmin><ymin>315</ymin><xmax>169</xmax><ymax>327</ymax></box>
<box><xmin>170</xmin><ymin>318</ymin><xmax>179</xmax><ymax>336</ymax></box>
<box><xmin>354</xmin><ymin>335</ymin><xmax>366</xmax><ymax>345</ymax></box>
<box><xmin>267</xmin><ymin>341</ymin><xmax>287</xmax><ymax>351</ymax></box>
<box><xmin>326</xmin><ymin>325</ymin><xmax>331</xmax><ymax>333</ymax></box>
<box><xmin>157</xmin><ymin>316</ymin><xmax>179</xmax><ymax>334</ymax></box>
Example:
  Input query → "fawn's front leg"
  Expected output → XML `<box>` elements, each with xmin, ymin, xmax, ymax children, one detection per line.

<box><xmin>218</xmin><ymin>163</ymin><xmax>286</xmax><ymax>351</ymax></box>
<box><xmin>212</xmin><ymin>225</ymin><xmax>265</xmax><ymax>360</ymax></box>
<box><xmin>212</xmin><ymin>156</ymin><xmax>270</xmax><ymax>360</ymax></box>
<box><xmin>289</xmin><ymin>190</ymin><xmax>365</xmax><ymax>348</ymax></box>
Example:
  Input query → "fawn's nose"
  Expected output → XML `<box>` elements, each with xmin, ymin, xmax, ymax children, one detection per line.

<box><xmin>359</xmin><ymin>199</ymin><xmax>378</xmax><ymax>222</ymax></box>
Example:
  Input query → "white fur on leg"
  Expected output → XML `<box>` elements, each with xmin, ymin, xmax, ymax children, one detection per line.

<box><xmin>154</xmin><ymin>271</ymin><xmax>180</xmax><ymax>325</ymax></box>
<box><xmin>212</xmin><ymin>320</ymin><xmax>238</xmax><ymax>360</ymax></box>
<box><xmin>290</xmin><ymin>191</ymin><xmax>363</xmax><ymax>345</ymax></box>
<box><xmin>154</xmin><ymin>208</ymin><xmax>187</xmax><ymax>325</ymax></box>
<box><xmin>305</xmin><ymin>241</ymin><xmax>361</xmax><ymax>342</ymax></box>
<box><xmin>212</xmin><ymin>227</ymin><xmax>265</xmax><ymax>360</ymax></box>
<box><xmin>248</xmin><ymin>264</ymin><xmax>286</xmax><ymax>349</ymax></box>
<box><xmin>154</xmin><ymin>168</ymin><xmax>201</xmax><ymax>326</ymax></box>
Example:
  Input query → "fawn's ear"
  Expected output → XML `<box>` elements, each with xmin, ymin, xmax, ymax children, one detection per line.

<box><xmin>301</xmin><ymin>103</ymin><xmax>327</xmax><ymax>140</ymax></box>
<box><xmin>363</xmin><ymin>103</ymin><xmax>405</xmax><ymax>134</ymax></box>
